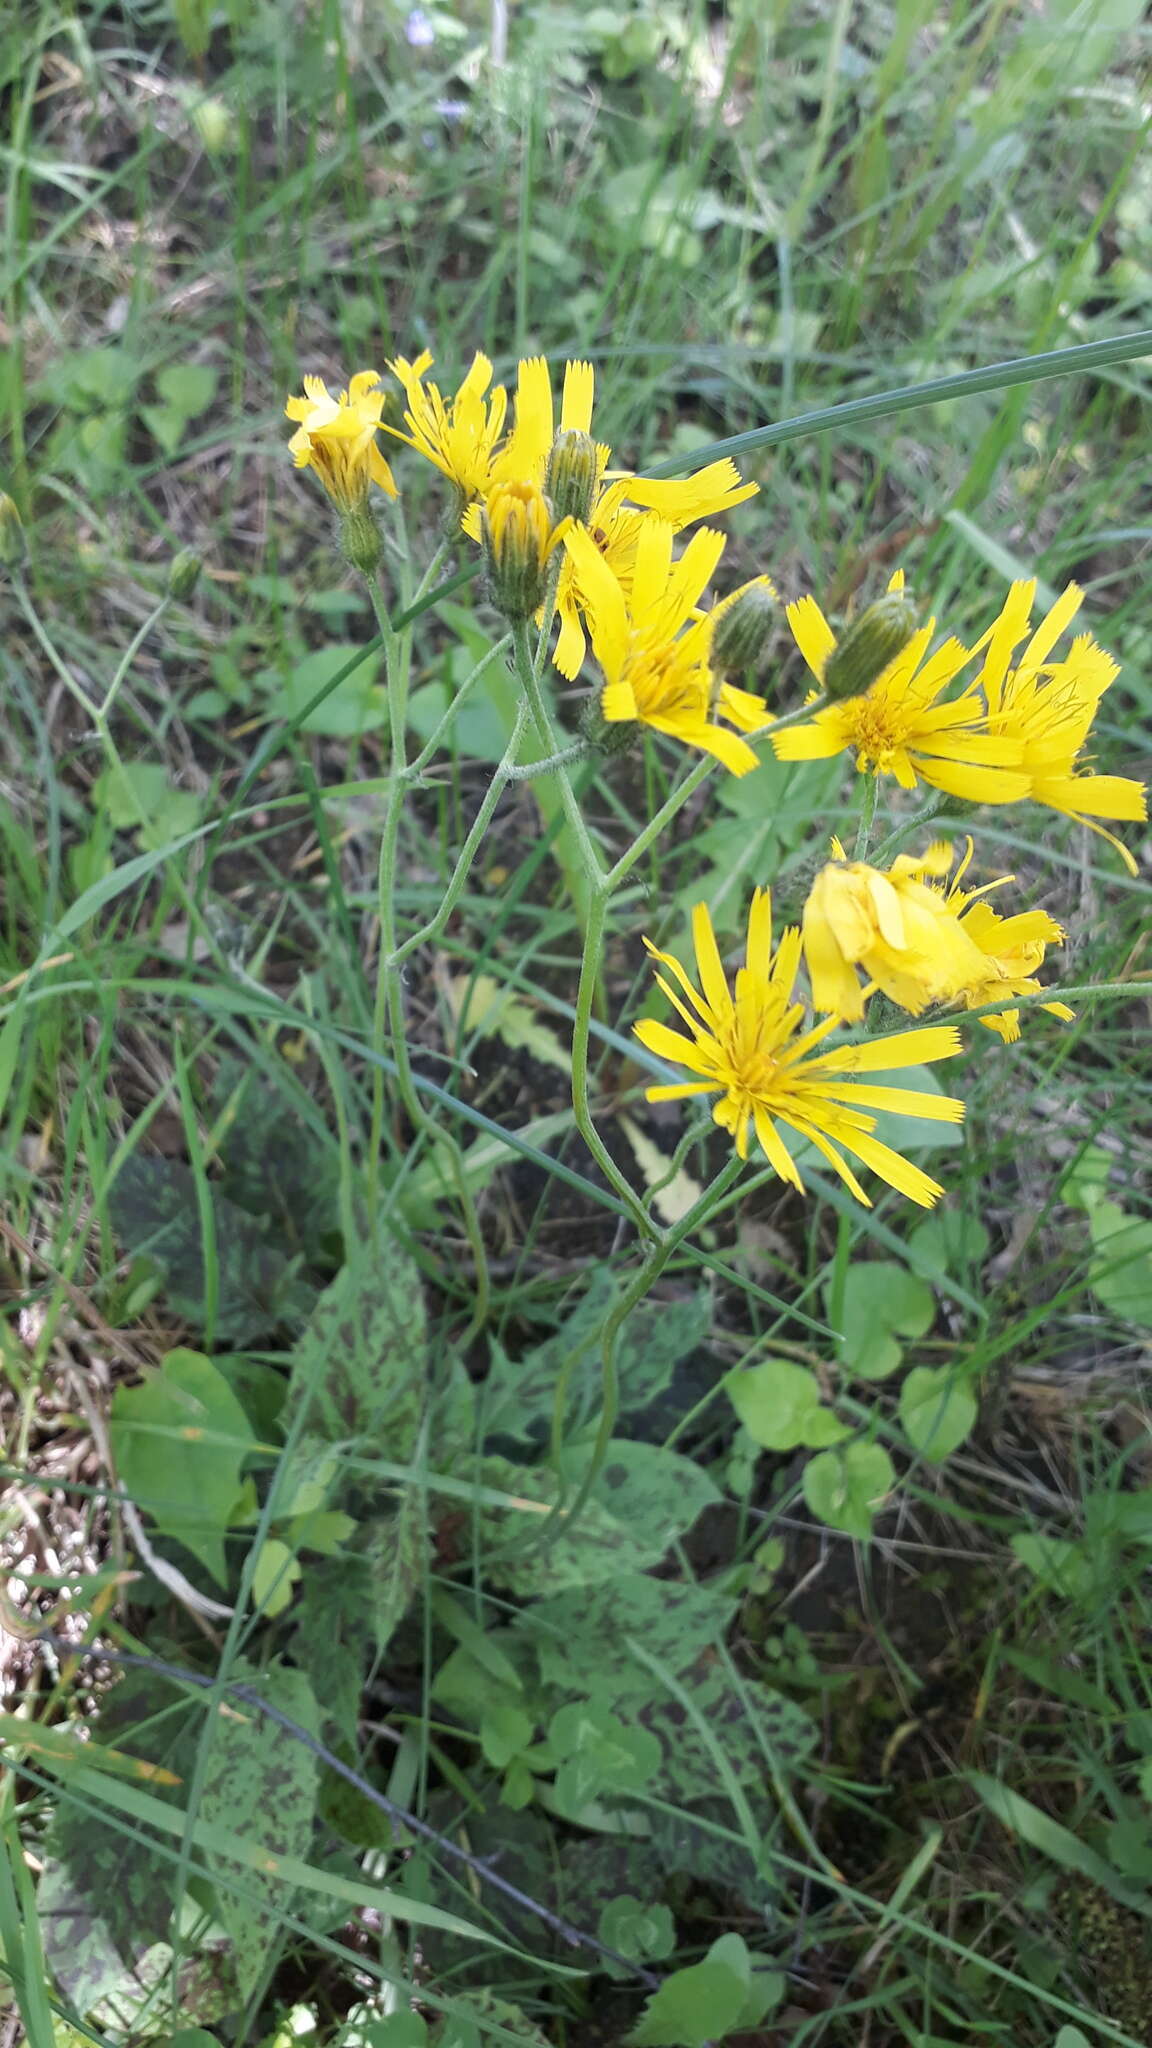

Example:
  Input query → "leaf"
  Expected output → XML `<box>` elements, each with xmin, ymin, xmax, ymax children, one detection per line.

<box><xmin>156</xmin><ymin>361</ymin><xmax>218</xmax><ymax>417</ymax></box>
<box><xmin>444</xmin><ymin>973</ymin><xmax>570</xmax><ymax>1075</ymax></box>
<box><xmin>407</xmin><ymin>678</ymin><xmax>509</xmax><ymax>764</ymax></box>
<box><xmin>252</xmin><ymin>1537</ymin><xmax>302</xmax><ymax>1617</ymax></box>
<box><xmin>559</xmin><ymin>1439</ymin><xmax>720</xmax><ymax>1552</ymax></box>
<box><xmin>1088</xmin><ymin>1200</ymin><xmax>1152</xmax><ymax>1326</ymax></box>
<box><xmin>363</xmin><ymin>1492</ymin><xmax>428</xmax><ymax>1654</ymax></box>
<box><xmin>1010</xmin><ymin>1531</ymin><xmax>1094</xmax><ymax>1600</ymax></box>
<box><xmin>284</xmin><ymin>1231</ymin><xmax>426</xmax><ymax>1450</ymax></box>
<box><xmin>549</xmin><ymin>1700</ymin><xmax>662</xmax><ymax>1813</ymax></box>
<box><xmin>110</xmin><ymin>1347</ymin><xmax>255</xmax><ymax>1585</ymax></box>
<box><xmin>906</xmin><ymin>1210</ymin><xmax>989</xmax><ymax>1281</ymax></box>
<box><xmin>261</xmin><ymin>644</ymin><xmax>387</xmax><ymax>737</ymax></box>
<box><xmin>140</xmin><ymin>403</ymin><xmax>186</xmax><ymax>457</ymax></box>
<box><xmin>0</xmin><ymin>1715</ymin><xmax>179</xmax><ymax>1785</ymax></box>
<box><xmin>803</xmin><ymin>1441</ymin><xmax>895</xmax><ymax>1539</ymax></box>
<box><xmin>108</xmin><ymin>1157</ymin><xmax>312</xmax><ymax>1342</ymax></box>
<box><xmin>597</xmin><ymin>1893</ymin><xmax>675</xmax><ymax>1969</ymax></box>
<box><xmin>629</xmin><ymin>1936</ymin><xmax>752</xmax><ymax>2047</ymax></box>
<box><xmin>617</xmin><ymin>1115</ymin><xmax>703</xmax><ymax>1225</ymax></box>
<box><xmin>968</xmin><ymin>1772</ymin><xmax>1149</xmax><ymax>1909</ymax></box>
<box><xmin>210</xmin><ymin>1056</ymin><xmax>341</xmax><ymax>1261</ymax></box>
<box><xmin>899</xmin><ymin>1366</ymin><xmax>977</xmax><ymax>1462</ymax></box>
<box><xmin>724</xmin><ymin>1357</ymin><xmax>849</xmax><ymax>1451</ymax></box>
<box><xmin>200</xmin><ymin>1659</ymin><xmax>321</xmax><ymax>1998</ymax></box>
<box><xmin>516</xmin><ymin>1573</ymin><xmax>738</xmax><ymax>1700</ymax></box>
<box><xmin>832</xmin><ymin>1261</ymin><xmax>936</xmax><ymax>1382</ymax></box>
<box><xmin>470</xmin><ymin>1456</ymin><xmax>660</xmax><ymax>1595</ymax></box>
<box><xmin>482</xmin><ymin>1272</ymin><xmax>712</xmax><ymax>1445</ymax></box>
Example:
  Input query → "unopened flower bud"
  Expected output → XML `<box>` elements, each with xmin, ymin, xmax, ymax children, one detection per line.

<box><xmin>167</xmin><ymin>548</ymin><xmax>202</xmax><ymax>599</ymax></box>
<box><xmin>0</xmin><ymin>493</ymin><xmax>26</xmax><ymax>569</ymax></box>
<box><xmin>580</xmin><ymin>693</ymin><xmax>641</xmax><ymax>757</ymax></box>
<box><xmin>544</xmin><ymin>430</ymin><xmax>599</xmax><ymax>527</ymax></box>
<box><xmin>481</xmin><ymin>480</ymin><xmax>554</xmax><ymax>622</ymax></box>
<box><xmin>710</xmin><ymin>577</ymin><xmax>778</xmax><ymax>680</ymax></box>
<box><xmin>823</xmin><ymin>590</ymin><xmax>920</xmax><ymax>703</ymax></box>
<box><xmin>340</xmin><ymin>507</ymin><xmax>383</xmax><ymax>575</ymax></box>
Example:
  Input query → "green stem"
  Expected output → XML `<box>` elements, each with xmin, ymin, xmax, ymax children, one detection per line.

<box><xmin>869</xmin><ymin>795</ymin><xmax>948</xmax><ymax>867</ymax></box>
<box><xmin>569</xmin><ymin>883</ymin><xmax>653</xmax><ymax>1235</ymax></box>
<box><xmin>854</xmin><ymin>775</ymin><xmax>879</xmax><ymax>860</ymax></box>
<box><xmin>504</xmin><ymin>741</ymin><xmax>588</xmax><ymax>781</ymax></box>
<box><xmin>510</xmin><ymin>618</ymin><xmax>604</xmax><ymax>883</ymax></box>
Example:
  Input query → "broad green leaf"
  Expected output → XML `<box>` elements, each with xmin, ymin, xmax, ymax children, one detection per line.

<box><xmin>803</xmin><ymin>1442</ymin><xmax>895</xmax><ymax>1540</ymax></box>
<box><xmin>1087</xmin><ymin>1200</ymin><xmax>1152</xmax><ymax>1326</ymax></box>
<box><xmin>906</xmin><ymin>1210</ymin><xmax>989</xmax><ymax>1280</ymax></box>
<box><xmin>407</xmin><ymin>678</ymin><xmax>509</xmax><ymax>764</ymax></box>
<box><xmin>480</xmin><ymin>1703</ymin><xmax>535</xmax><ymax>1770</ymax></box>
<box><xmin>470</xmin><ymin>1456</ymin><xmax>660</xmax><ymax>1595</ymax></box>
<box><xmin>516</xmin><ymin>1573</ymin><xmax>737</xmax><ymax>1699</ymax></box>
<box><xmin>156</xmin><ymin>361</ymin><xmax>218</xmax><ymax>416</ymax></box>
<box><xmin>598</xmin><ymin>1894</ymin><xmax>675</xmax><ymax>1968</ymax></box>
<box><xmin>629</xmin><ymin>1936</ymin><xmax>750</xmax><ymax>2047</ymax></box>
<box><xmin>201</xmin><ymin>1659</ymin><xmax>321</xmax><ymax>1997</ymax></box>
<box><xmin>363</xmin><ymin>1490</ymin><xmax>428</xmax><ymax>1654</ymax></box>
<box><xmin>1010</xmin><ymin>1531</ymin><xmax>1094</xmax><ymax>1600</ymax></box>
<box><xmin>899</xmin><ymin>1366</ymin><xmax>978</xmax><ymax>1462</ymax></box>
<box><xmin>261</xmin><ymin>644</ymin><xmax>386</xmax><ymax>737</ymax></box>
<box><xmin>108</xmin><ymin>1157</ymin><xmax>311</xmax><ymax>1342</ymax></box>
<box><xmin>724</xmin><ymin>1358</ymin><xmax>849</xmax><ymax>1451</ymax></box>
<box><xmin>835</xmin><ymin>1261</ymin><xmax>936</xmax><ymax>1376</ymax></box>
<box><xmin>140</xmin><ymin>402</ymin><xmax>185</xmax><ymax>457</ymax></box>
<box><xmin>1060</xmin><ymin>1143</ymin><xmax>1112</xmax><ymax>1213</ymax></box>
<box><xmin>110</xmin><ymin>1347</ymin><xmax>255</xmax><ymax>1585</ymax></box>
<box><xmin>548</xmin><ymin>1700</ymin><xmax>662</xmax><ymax>1811</ymax></box>
<box><xmin>251</xmin><ymin>1537</ymin><xmax>301</xmax><ymax>1617</ymax></box>
<box><xmin>285</xmin><ymin>1232</ymin><xmax>426</xmax><ymax>1451</ymax></box>
<box><xmin>559</xmin><ymin>1439</ymin><xmax>720</xmax><ymax>1551</ymax></box>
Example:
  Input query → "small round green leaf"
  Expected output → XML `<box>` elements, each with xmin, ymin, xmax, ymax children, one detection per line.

<box><xmin>803</xmin><ymin>1442</ymin><xmax>895</xmax><ymax>1539</ymax></box>
<box><xmin>899</xmin><ymin>1366</ymin><xmax>977</xmax><ymax>1462</ymax></box>
<box><xmin>724</xmin><ymin>1358</ymin><xmax>848</xmax><ymax>1450</ymax></box>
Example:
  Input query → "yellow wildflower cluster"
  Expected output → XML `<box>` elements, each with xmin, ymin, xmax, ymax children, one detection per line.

<box><xmin>285</xmin><ymin>349</ymin><xmax>1146</xmax><ymax>1210</ymax></box>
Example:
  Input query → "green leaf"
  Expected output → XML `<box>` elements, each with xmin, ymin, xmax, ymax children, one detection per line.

<box><xmin>140</xmin><ymin>403</ymin><xmax>186</xmax><ymax>457</ymax></box>
<box><xmin>906</xmin><ymin>1209</ymin><xmax>989</xmax><ymax>1280</ymax></box>
<box><xmin>284</xmin><ymin>1231</ymin><xmax>426</xmax><ymax>1450</ymax></box>
<box><xmin>803</xmin><ymin>1442</ymin><xmax>895</xmax><ymax>1540</ymax></box>
<box><xmin>724</xmin><ymin>1358</ymin><xmax>849</xmax><ymax>1451</ymax></box>
<box><xmin>480</xmin><ymin>1704</ymin><xmax>535</xmax><ymax>1770</ymax></box>
<box><xmin>832</xmin><ymin>1261</ymin><xmax>936</xmax><ymax>1382</ymax></box>
<box><xmin>559</xmin><ymin>1439</ymin><xmax>720</xmax><ymax>1551</ymax></box>
<box><xmin>252</xmin><ymin>1537</ymin><xmax>302</xmax><ymax>1617</ymax></box>
<box><xmin>516</xmin><ymin>1573</ymin><xmax>737</xmax><ymax>1700</ymax></box>
<box><xmin>108</xmin><ymin>1157</ymin><xmax>311</xmax><ymax>1342</ymax></box>
<box><xmin>548</xmin><ymin>1700</ymin><xmax>662</xmax><ymax>1811</ymax></box>
<box><xmin>261</xmin><ymin>644</ymin><xmax>387</xmax><ymax>737</ymax></box>
<box><xmin>156</xmin><ymin>362</ymin><xmax>218</xmax><ymax>417</ymax></box>
<box><xmin>407</xmin><ymin>678</ymin><xmax>509</xmax><ymax>765</ymax></box>
<box><xmin>629</xmin><ymin>1937</ymin><xmax>751</xmax><ymax>2047</ymax></box>
<box><xmin>110</xmin><ymin>1347</ymin><xmax>255</xmax><ymax>1585</ymax></box>
<box><xmin>968</xmin><ymin>1773</ymin><xmax>1148</xmax><ymax>1909</ymax></box>
<box><xmin>93</xmin><ymin>760</ymin><xmax>169</xmax><ymax>829</ymax></box>
<box><xmin>899</xmin><ymin>1366</ymin><xmax>978</xmax><ymax>1462</ymax></box>
<box><xmin>1088</xmin><ymin>1201</ymin><xmax>1152</xmax><ymax>1326</ymax></box>
<box><xmin>598</xmin><ymin>1893</ymin><xmax>675</xmax><ymax>1969</ymax></box>
<box><xmin>482</xmin><ymin>1273</ymin><xmax>711</xmax><ymax>1444</ymax></box>
<box><xmin>200</xmin><ymin>1659</ymin><xmax>321</xmax><ymax>1998</ymax></box>
<box><xmin>1010</xmin><ymin>1531</ymin><xmax>1094</xmax><ymax>1600</ymax></box>
<box><xmin>471</xmin><ymin>1456</ymin><xmax>661</xmax><ymax>1595</ymax></box>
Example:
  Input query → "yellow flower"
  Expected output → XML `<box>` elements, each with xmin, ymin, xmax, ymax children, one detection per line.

<box><xmin>802</xmin><ymin>841</ymin><xmax>991</xmax><ymax>1023</ymax></box>
<box><xmin>476</xmin><ymin>356</ymin><xmax>758</xmax><ymax>676</ymax></box>
<box><xmin>802</xmin><ymin>837</ymin><xmax>1073</xmax><ymax>1040</ymax></box>
<box><xmin>772</xmin><ymin>571</ymin><xmax>1030</xmax><ymax>803</ymax></box>
<box><xmin>563</xmin><ymin>520</ymin><xmax>769</xmax><ymax>776</ymax></box>
<box><xmin>285</xmin><ymin>371</ymin><xmax>397</xmax><ymax>512</ymax></box>
<box><xmin>974</xmin><ymin>579</ymin><xmax>1146</xmax><ymax>874</ymax></box>
<box><xmin>935</xmin><ymin>837</ymin><xmax>1074</xmax><ymax>1042</ymax></box>
<box><xmin>634</xmin><ymin>891</ymin><xmax>965</xmax><ymax>1208</ymax></box>
<box><xmin>384</xmin><ymin>350</ymin><xmax>508</xmax><ymax>503</ymax></box>
<box><xmin>480</xmin><ymin>478</ymin><xmax>566</xmax><ymax>621</ymax></box>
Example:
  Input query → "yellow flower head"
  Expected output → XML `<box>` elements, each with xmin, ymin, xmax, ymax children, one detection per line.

<box><xmin>935</xmin><ymin>837</ymin><xmax>1074</xmax><ymax>1042</ymax></box>
<box><xmin>480</xmin><ymin>478</ymin><xmax>566</xmax><ymax>622</ymax></box>
<box><xmin>563</xmin><ymin>520</ymin><xmax>769</xmax><ymax>776</ymax></box>
<box><xmin>634</xmin><ymin>891</ymin><xmax>965</xmax><ymax>1208</ymax></box>
<box><xmin>975</xmin><ymin>579</ymin><xmax>1146</xmax><ymax>874</ymax></box>
<box><xmin>772</xmin><ymin>571</ymin><xmax>1030</xmax><ymax>804</ymax></box>
<box><xmin>384</xmin><ymin>350</ymin><xmax>508</xmax><ymax>503</ymax></box>
<box><xmin>802</xmin><ymin>840</ymin><xmax>991</xmax><ymax>1023</ymax></box>
<box><xmin>285</xmin><ymin>371</ymin><xmax>397</xmax><ymax>512</ymax></box>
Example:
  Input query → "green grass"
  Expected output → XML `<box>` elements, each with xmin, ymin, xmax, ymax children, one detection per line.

<box><xmin>2</xmin><ymin>1</ymin><xmax>1152</xmax><ymax>2044</ymax></box>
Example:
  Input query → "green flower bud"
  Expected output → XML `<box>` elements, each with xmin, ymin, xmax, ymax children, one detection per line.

<box><xmin>544</xmin><ymin>430</ymin><xmax>599</xmax><ymax>527</ymax></box>
<box><xmin>0</xmin><ymin>492</ymin><xmax>26</xmax><ymax>569</ymax></box>
<box><xmin>710</xmin><ymin>578</ymin><xmax>777</xmax><ymax>680</ymax></box>
<box><xmin>481</xmin><ymin>480</ymin><xmax>554</xmax><ymax>622</ymax></box>
<box><xmin>579</xmin><ymin>693</ymin><xmax>641</xmax><ymax>757</ymax></box>
<box><xmin>340</xmin><ymin>507</ymin><xmax>383</xmax><ymax>576</ymax></box>
<box><xmin>823</xmin><ymin>590</ymin><xmax>920</xmax><ymax>703</ymax></box>
<box><xmin>167</xmin><ymin>548</ymin><xmax>202</xmax><ymax>599</ymax></box>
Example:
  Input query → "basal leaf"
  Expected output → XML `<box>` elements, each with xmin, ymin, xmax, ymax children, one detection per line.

<box><xmin>108</xmin><ymin>1157</ymin><xmax>313</xmax><ymax>1342</ymax></box>
<box><xmin>201</xmin><ymin>1658</ymin><xmax>321</xmax><ymax>1997</ymax></box>
<box><xmin>802</xmin><ymin>1441</ymin><xmax>895</xmax><ymax>1540</ymax></box>
<box><xmin>285</xmin><ymin>1231</ymin><xmax>426</xmax><ymax>1450</ymax></box>
<box><xmin>899</xmin><ymin>1365</ymin><xmax>978</xmax><ymax>1462</ymax></box>
<box><xmin>110</xmin><ymin>1347</ymin><xmax>255</xmax><ymax>1585</ymax></box>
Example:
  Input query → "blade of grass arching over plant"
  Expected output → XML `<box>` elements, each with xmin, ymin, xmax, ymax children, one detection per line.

<box><xmin>641</xmin><ymin>328</ymin><xmax>1152</xmax><ymax>474</ymax></box>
